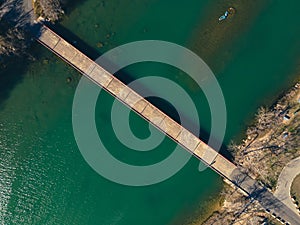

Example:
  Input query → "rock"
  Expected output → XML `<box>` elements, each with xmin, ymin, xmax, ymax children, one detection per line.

<box><xmin>66</xmin><ymin>77</ymin><xmax>72</xmax><ymax>83</ymax></box>
<box><xmin>97</xmin><ymin>42</ymin><xmax>104</xmax><ymax>48</ymax></box>
<box><xmin>228</xmin><ymin>7</ymin><xmax>236</xmax><ymax>15</ymax></box>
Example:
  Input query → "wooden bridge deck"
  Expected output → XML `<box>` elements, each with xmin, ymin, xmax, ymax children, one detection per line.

<box><xmin>37</xmin><ymin>25</ymin><xmax>236</xmax><ymax>180</ymax></box>
<box><xmin>36</xmin><ymin>25</ymin><xmax>300</xmax><ymax>225</ymax></box>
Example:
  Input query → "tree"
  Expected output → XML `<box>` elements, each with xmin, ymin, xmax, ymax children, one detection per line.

<box><xmin>255</xmin><ymin>106</ymin><xmax>276</xmax><ymax>130</ymax></box>
<box><xmin>0</xmin><ymin>0</ymin><xmax>30</xmax><ymax>58</ymax></box>
<box><xmin>0</xmin><ymin>26</ymin><xmax>28</xmax><ymax>56</ymax></box>
<box><xmin>35</xmin><ymin>0</ymin><xmax>64</xmax><ymax>22</ymax></box>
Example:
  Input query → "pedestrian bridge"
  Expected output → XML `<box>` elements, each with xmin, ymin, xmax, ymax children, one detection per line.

<box><xmin>37</xmin><ymin>25</ymin><xmax>300</xmax><ymax>225</ymax></box>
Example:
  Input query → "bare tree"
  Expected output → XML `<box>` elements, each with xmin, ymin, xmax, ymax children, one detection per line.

<box><xmin>255</xmin><ymin>106</ymin><xmax>276</xmax><ymax>130</ymax></box>
<box><xmin>228</xmin><ymin>141</ymin><xmax>240</xmax><ymax>156</ymax></box>
<box><xmin>0</xmin><ymin>0</ymin><xmax>31</xmax><ymax>57</ymax></box>
<box><xmin>0</xmin><ymin>26</ymin><xmax>28</xmax><ymax>56</ymax></box>
<box><xmin>35</xmin><ymin>0</ymin><xmax>64</xmax><ymax>22</ymax></box>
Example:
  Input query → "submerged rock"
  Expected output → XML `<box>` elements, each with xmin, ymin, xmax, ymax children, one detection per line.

<box><xmin>66</xmin><ymin>77</ymin><xmax>72</xmax><ymax>83</ymax></box>
<box><xmin>97</xmin><ymin>42</ymin><xmax>104</xmax><ymax>48</ymax></box>
<box><xmin>228</xmin><ymin>7</ymin><xmax>236</xmax><ymax>15</ymax></box>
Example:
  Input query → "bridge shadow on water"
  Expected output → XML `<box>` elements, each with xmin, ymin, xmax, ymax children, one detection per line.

<box><xmin>0</xmin><ymin>0</ymin><xmax>232</xmax><ymax>163</ymax></box>
<box><xmin>43</xmin><ymin>22</ymin><xmax>234</xmax><ymax>162</ymax></box>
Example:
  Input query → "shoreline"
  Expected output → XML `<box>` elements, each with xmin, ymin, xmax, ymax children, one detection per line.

<box><xmin>202</xmin><ymin>80</ymin><xmax>300</xmax><ymax>224</ymax></box>
<box><xmin>231</xmin><ymin>81</ymin><xmax>300</xmax><ymax>190</ymax></box>
<box><xmin>1</xmin><ymin>0</ymin><xmax>298</xmax><ymax>224</ymax></box>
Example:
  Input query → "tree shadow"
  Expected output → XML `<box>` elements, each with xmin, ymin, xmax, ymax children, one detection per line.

<box><xmin>0</xmin><ymin>58</ymin><xmax>26</xmax><ymax>110</ymax></box>
<box><xmin>62</xmin><ymin>0</ymin><xmax>87</xmax><ymax>15</ymax></box>
<box><xmin>0</xmin><ymin>0</ymin><xmax>35</xmax><ymax>109</ymax></box>
<box><xmin>0</xmin><ymin>0</ymin><xmax>86</xmax><ymax>109</ymax></box>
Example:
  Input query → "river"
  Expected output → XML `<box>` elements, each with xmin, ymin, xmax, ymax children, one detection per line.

<box><xmin>0</xmin><ymin>0</ymin><xmax>299</xmax><ymax>224</ymax></box>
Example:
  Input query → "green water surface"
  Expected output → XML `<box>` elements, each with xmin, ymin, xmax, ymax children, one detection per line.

<box><xmin>0</xmin><ymin>0</ymin><xmax>300</xmax><ymax>224</ymax></box>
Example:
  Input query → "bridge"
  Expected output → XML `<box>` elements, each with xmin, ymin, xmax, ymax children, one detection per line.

<box><xmin>37</xmin><ymin>25</ymin><xmax>300</xmax><ymax>225</ymax></box>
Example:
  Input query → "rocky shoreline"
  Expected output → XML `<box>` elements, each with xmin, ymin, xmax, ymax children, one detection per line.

<box><xmin>2</xmin><ymin>2</ymin><xmax>299</xmax><ymax>224</ymax></box>
<box><xmin>203</xmin><ymin>80</ymin><xmax>300</xmax><ymax>225</ymax></box>
<box><xmin>0</xmin><ymin>0</ymin><xmax>66</xmax><ymax>61</ymax></box>
<box><xmin>33</xmin><ymin>0</ymin><xmax>64</xmax><ymax>22</ymax></box>
<box><xmin>230</xmin><ymin>81</ymin><xmax>300</xmax><ymax>190</ymax></box>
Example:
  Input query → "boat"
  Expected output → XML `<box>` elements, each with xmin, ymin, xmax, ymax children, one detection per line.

<box><xmin>219</xmin><ymin>10</ymin><xmax>229</xmax><ymax>21</ymax></box>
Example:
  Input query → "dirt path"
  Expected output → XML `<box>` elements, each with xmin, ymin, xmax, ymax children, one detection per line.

<box><xmin>274</xmin><ymin>156</ymin><xmax>300</xmax><ymax>215</ymax></box>
<box><xmin>22</xmin><ymin>0</ymin><xmax>35</xmax><ymax>24</ymax></box>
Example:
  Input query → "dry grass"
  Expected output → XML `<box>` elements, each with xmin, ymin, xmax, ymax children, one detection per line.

<box><xmin>33</xmin><ymin>0</ymin><xmax>64</xmax><ymax>22</ymax></box>
<box><xmin>33</xmin><ymin>0</ymin><xmax>43</xmax><ymax>18</ymax></box>
<box><xmin>230</xmin><ymin>82</ymin><xmax>300</xmax><ymax>190</ymax></box>
<box><xmin>203</xmin><ymin>82</ymin><xmax>300</xmax><ymax>225</ymax></box>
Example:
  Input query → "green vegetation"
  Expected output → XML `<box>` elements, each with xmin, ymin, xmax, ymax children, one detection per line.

<box><xmin>291</xmin><ymin>174</ymin><xmax>300</xmax><ymax>206</ymax></box>
<box><xmin>266</xmin><ymin>219</ymin><xmax>282</xmax><ymax>225</ymax></box>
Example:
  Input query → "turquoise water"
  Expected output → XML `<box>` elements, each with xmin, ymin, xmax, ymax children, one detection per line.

<box><xmin>1</xmin><ymin>0</ymin><xmax>300</xmax><ymax>224</ymax></box>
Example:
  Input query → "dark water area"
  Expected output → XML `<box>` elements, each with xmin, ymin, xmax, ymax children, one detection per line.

<box><xmin>0</xmin><ymin>0</ymin><xmax>300</xmax><ymax>224</ymax></box>
<box><xmin>0</xmin><ymin>42</ymin><xmax>43</xmax><ymax>109</ymax></box>
<box><xmin>0</xmin><ymin>58</ymin><xmax>26</xmax><ymax>109</ymax></box>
